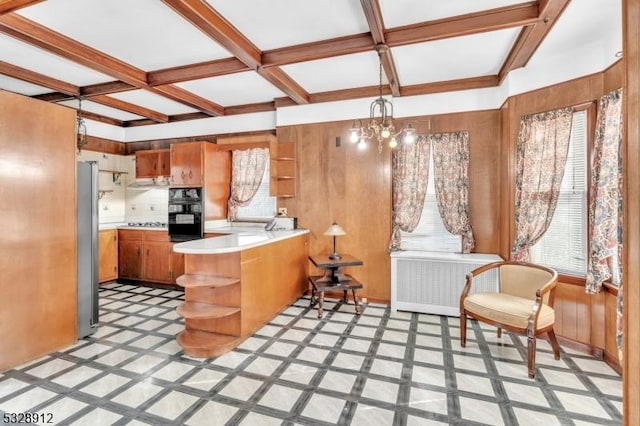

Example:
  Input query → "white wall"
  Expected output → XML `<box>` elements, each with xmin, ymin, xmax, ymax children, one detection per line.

<box><xmin>77</xmin><ymin>151</ymin><xmax>168</xmax><ymax>224</ymax></box>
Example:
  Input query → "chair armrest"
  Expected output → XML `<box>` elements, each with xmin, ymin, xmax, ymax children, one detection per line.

<box><xmin>460</xmin><ymin>261</ymin><xmax>504</xmax><ymax>313</ymax></box>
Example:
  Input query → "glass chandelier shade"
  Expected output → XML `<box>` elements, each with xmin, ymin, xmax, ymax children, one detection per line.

<box><xmin>349</xmin><ymin>45</ymin><xmax>416</xmax><ymax>152</ymax></box>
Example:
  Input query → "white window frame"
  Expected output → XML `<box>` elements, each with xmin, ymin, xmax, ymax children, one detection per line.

<box><xmin>530</xmin><ymin>110</ymin><xmax>588</xmax><ymax>276</ymax></box>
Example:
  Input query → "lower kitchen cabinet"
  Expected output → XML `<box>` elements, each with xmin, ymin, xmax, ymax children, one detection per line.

<box><xmin>99</xmin><ymin>229</ymin><xmax>118</xmax><ymax>283</ymax></box>
<box><xmin>118</xmin><ymin>229</ymin><xmax>183</xmax><ymax>284</ymax></box>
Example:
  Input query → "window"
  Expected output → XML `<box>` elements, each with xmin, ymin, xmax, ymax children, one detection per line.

<box><xmin>400</xmin><ymin>154</ymin><xmax>462</xmax><ymax>252</ymax></box>
<box><xmin>235</xmin><ymin>161</ymin><xmax>277</xmax><ymax>220</ymax></box>
<box><xmin>530</xmin><ymin>110</ymin><xmax>588</xmax><ymax>275</ymax></box>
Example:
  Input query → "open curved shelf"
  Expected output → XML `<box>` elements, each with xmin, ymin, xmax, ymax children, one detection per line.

<box><xmin>176</xmin><ymin>274</ymin><xmax>240</xmax><ymax>288</ymax></box>
<box><xmin>177</xmin><ymin>329</ymin><xmax>241</xmax><ymax>358</ymax></box>
<box><xmin>176</xmin><ymin>302</ymin><xmax>240</xmax><ymax>320</ymax></box>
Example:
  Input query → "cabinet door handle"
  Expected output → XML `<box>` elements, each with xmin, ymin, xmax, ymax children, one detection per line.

<box><xmin>181</xmin><ymin>171</ymin><xmax>186</xmax><ymax>179</ymax></box>
<box><xmin>189</xmin><ymin>170</ymin><xmax>193</xmax><ymax>179</ymax></box>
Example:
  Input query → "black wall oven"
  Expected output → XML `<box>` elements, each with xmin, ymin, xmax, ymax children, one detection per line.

<box><xmin>168</xmin><ymin>187</ymin><xmax>203</xmax><ymax>242</ymax></box>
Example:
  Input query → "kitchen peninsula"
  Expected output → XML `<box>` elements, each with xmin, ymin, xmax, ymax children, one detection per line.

<box><xmin>173</xmin><ymin>225</ymin><xmax>309</xmax><ymax>357</ymax></box>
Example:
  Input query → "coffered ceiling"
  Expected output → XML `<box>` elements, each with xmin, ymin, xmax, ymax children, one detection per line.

<box><xmin>0</xmin><ymin>0</ymin><xmax>622</xmax><ymax>141</ymax></box>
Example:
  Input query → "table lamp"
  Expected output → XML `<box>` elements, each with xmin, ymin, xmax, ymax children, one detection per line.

<box><xmin>324</xmin><ymin>222</ymin><xmax>346</xmax><ymax>260</ymax></box>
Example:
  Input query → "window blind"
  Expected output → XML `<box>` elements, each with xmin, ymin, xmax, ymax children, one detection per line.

<box><xmin>235</xmin><ymin>161</ymin><xmax>277</xmax><ymax>220</ymax></box>
<box><xmin>401</xmin><ymin>153</ymin><xmax>462</xmax><ymax>252</ymax></box>
<box><xmin>530</xmin><ymin>110</ymin><xmax>588</xmax><ymax>275</ymax></box>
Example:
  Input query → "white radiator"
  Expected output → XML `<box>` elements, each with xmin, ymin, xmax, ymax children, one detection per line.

<box><xmin>390</xmin><ymin>251</ymin><xmax>503</xmax><ymax>317</ymax></box>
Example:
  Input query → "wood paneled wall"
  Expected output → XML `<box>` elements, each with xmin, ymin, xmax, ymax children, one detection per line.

<box><xmin>624</xmin><ymin>0</ymin><xmax>640</xmax><ymax>421</ymax></box>
<box><xmin>0</xmin><ymin>90</ymin><xmax>77</xmax><ymax>371</ymax></box>
<box><xmin>277</xmin><ymin>110</ymin><xmax>501</xmax><ymax>300</ymax></box>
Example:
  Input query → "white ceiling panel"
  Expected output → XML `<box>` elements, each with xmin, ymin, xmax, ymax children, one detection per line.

<box><xmin>176</xmin><ymin>72</ymin><xmax>286</xmax><ymax>106</ymax></box>
<box><xmin>17</xmin><ymin>0</ymin><xmax>232</xmax><ymax>71</ymax></box>
<box><xmin>108</xmin><ymin>90</ymin><xmax>199</xmax><ymax>115</ymax></box>
<box><xmin>205</xmin><ymin>0</ymin><xmax>370</xmax><ymax>50</ymax></box>
<box><xmin>58</xmin><ymin>99</ymin><xmax>144</xmax><ymax>121</ymax></box>
<box><xmin>531</xmin><ymin>0</ymin><xmax>622</xmax><ymax>61</ymax></box>
<box><xmin>281</xmin><ymin>51</ymin><xmax>382</xmax><ymax>94</ymax></box>
<box><xmin>0</xmin><ymin>33</ymin><xmax>113</xmax><ymax>86</ymax></box>
<box><xmin>393</xmin><ymin>28</ymin><xmax>521</xmax><ymax>85</ymax></box>
<box><xmin>379</xmin><ymin>0</ymin><xmax>524</xmax><ymax>28</ymax></box>
<box><xmin>0</xmin><ymin>75</ymin><xmax>51</xmax><ymax>96</ymax></box>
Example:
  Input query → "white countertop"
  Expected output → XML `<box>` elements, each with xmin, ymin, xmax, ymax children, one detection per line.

<box><xmin>173</xmin><ymin>227</ymin><xmax>309</xmax><ymax>254</ymax></box>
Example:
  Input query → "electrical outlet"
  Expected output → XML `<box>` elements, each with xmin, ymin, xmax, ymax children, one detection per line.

<box><xmin>278</xmin><ymin>207</ymin><xmax>287</xmax><ymax>216</ymax></box>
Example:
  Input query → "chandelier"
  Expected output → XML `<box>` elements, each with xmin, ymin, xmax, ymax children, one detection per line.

<box><xmin>76</xmin><ymin>96</ymin><xmax>87</xmax><ymax>152</ymax></box>
<box><xmin>349</xmin><ymin>44</ymin><xmax>416</xmax><ymax>152</ymax></box>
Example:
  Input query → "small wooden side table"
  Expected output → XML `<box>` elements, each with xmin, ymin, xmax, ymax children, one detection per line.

<box><xmin>309</xmin><ymin>254</ymin><xmax>363</xmax><ymax>318</ymax></box>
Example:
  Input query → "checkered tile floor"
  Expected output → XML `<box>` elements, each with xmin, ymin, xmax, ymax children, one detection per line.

<box><xmin>0</xmin><ymin>283</ymin><xmax>622</xmax><ymax>425</ymax></box>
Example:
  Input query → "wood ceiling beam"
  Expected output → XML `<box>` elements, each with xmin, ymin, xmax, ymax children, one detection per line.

<box><xmin>32</xmin><ymin>92</ymin><xmax>71</xmax><ymax>102</ymax></box>
<box><xmin>360</xmin><ymin>0</ymin><xmax>401</xmax><ymax>97</ymax></box>
<box><xmin>400</xmin><ymin>75</ymin><xmax>500</xmax><ymax>97</ymax></box>
<box><xmin>256</xmin><ymin>66</ymin><xmax>309</xmax><ymax>105</ymax></box>
<box><xmin>498</xmin><ymin>0</ymin><xmax>571</xmax><ymax>82</ymax></box>
<box><xmin>385</xmin><ymin>2</ymin><xmax>539</xmax><ymax>46</ymax></box>
<box><xmin>91</xmin><ymin>94</ymin><xmax>169</xmax><ymax>123</ymax></box>
<box><xmin>0</xmin><ymin>14</ymin><xmax>148</xmax><ymax>87</ymax></box>
<box><xmin>82</xmin><ymin>81</ymin><xmax>136</xmax><ymax>97</ymax></box>
<box><xmin>150</xmin><ymin>84</ymin><xmax>225</xmax><ymax>116</ymax></box>
<box><xmin>262</xmin><ymin>3</ymin><xmax>537</xmax><ymax>69</ymax></box>
<box><xmin>163</xmin><ymin>0</ymin><xmax>309</xmax><ymax>104</ymax></box>
<box><xmin>0</xmin><ymin>60</ymin><xmax>79</xmax><ymax>96</ymax></box>
<box><xmin>79</xmin><ymin>110</ymin><xmax>124</xmax><ymax>127</ymax></box>
<box><xmin>0</xmin><ymin>0</ymin><xmax>43</xmax><ymax>15</ymax></box>
<box><xmin>262</xmin><ymin>33</ymin><xmax>374</xmax><ymax>68</ymax></box>
<box><xmin>162</xmin><ymin>0</ymin><xmax>261</xmax><ymax>69</ymax></box>
<box><xmin>148</xmin><ymin>57</ymin><xmax>249</xmax><ymax>86</ymax></box>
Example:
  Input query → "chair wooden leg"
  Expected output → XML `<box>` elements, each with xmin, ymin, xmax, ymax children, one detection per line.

<box><xmin>497</xmin><ymin>327</ymin><xmax>502</xmax><ymax>338</ymax></box>
<box><xmin>460</xmin><ymin>312</ymin><xmax>467</xmax><ymax>347</ymax></box>
<box><xmin>527</xmin><ymin>332</ymin><xmax>537</xmax><ymax>379</ymax></box>
<box><xmin>548</xmin><ymin>329</ymin><xmax>561</xmax><ymax>360</ymax></box>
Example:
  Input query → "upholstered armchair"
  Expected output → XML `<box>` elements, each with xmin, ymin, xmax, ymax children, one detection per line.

<box><xmin>459</xmin><ymin>261</ymin><xmax>560</xmax><ymax>378</ymax></box>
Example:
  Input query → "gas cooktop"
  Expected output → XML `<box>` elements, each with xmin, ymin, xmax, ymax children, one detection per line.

<box><xmin>127</xmin><ymin>221</ymin><xmax>167</xmax><ymax>228</ymax></box>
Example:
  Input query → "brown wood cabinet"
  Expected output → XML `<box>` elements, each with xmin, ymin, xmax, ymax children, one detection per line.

<box><xmin>99</xmin><ymin>229</ymin><xmax>118</xmax><ymax>283</ymax></box>
<box><xmin>118</xmin><ymin>229</ymin><xmax>184</xmax><ymax>284</ymax></box>
<box><xmin>170</xmin><ymin>141</ymin><xmax>231</xmax><ymax>220</ymax></box>
<box><xmin>170</xmin><ymin>142</ymin><xmax>205</xmax><ymax>186</ymax></box>
<box><xmin>136</xmin><ymin>149</ymin><xmax>170</xmax><ymax>178</ymax></box>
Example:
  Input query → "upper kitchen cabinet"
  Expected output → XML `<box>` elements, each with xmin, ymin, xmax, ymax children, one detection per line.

<box><xmin>170</xmin><ymin>141</ymin><xmax>231</xmax><ymax>220</ymax></box>
<box><xmin>136</xmin><ymin>149</ymin><xmax>170</xmax><ymax>178</ymax></box>
<box><xmin>170</xmin><ymin>142</ymin><xmax>206</xmax><ymax>186</ymax></box>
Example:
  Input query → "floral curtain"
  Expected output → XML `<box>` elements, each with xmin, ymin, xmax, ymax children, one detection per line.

<box><xmin>584</xmin><ymin>89</ymin><xmax>623</xmax><ymax>360</ymax></box>
<box><xmin>389</xmin><ymin>137</ymin><xmax>431</xmax><ymax>251</ymax></box>
<box><xmin>227</xmin><ymin>148</ymin><xmax>269</xmax><ymax>221</ymax></box>
<box><xmin>511</xmin><ymin>107</ymin><xmax>573</xmax><ymax>262</ymax></box>
<box><xmin>430</xmin><ymin>131</ymin><xmax>475</xmax><ymax>253</ymax></box>
<box><xmin>586</xmin><ymin>89</ymin><xmax>623</xmax><ymax>293</ymax></box>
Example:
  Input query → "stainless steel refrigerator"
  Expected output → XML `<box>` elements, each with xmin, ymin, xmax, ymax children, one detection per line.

<box><xmin>77</xmin><ymin>161</ymin><xmax>99</xmax><ymax>338</ymax></box>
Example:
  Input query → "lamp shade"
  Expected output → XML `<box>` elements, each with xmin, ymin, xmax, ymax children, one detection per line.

<box><xmin>324</xmin><ymin>223</ymin><xmax>346</xmax><ymax>236</ymax></box>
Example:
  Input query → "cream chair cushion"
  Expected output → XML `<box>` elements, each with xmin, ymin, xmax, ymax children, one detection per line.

<box><xmin>463</xmin><ymin>293</ymin><xmax>555</xmax><ymax>330</ymax></box>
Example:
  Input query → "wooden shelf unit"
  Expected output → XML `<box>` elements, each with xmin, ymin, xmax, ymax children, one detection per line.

<box><xmin>270</xmin><ymin>141</ymin><xmax>297</xmax><ymax>198</ymax></box>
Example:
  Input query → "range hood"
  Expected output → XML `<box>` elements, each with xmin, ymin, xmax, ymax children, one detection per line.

<box><xmin>127</xmin><ymin>177</ymin><xmax>169</xmax><ymax>190</ymax></box>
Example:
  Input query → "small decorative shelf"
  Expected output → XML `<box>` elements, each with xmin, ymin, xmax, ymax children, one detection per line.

<box><xmin>98</xmin><ymin>189</ymin><xmax>113</xmax><ymax>200</ymax></box>
<box><xmin>99</xmin><ymin>169</ymin><xmax>128</xmax><ymax>184</ymax></box>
